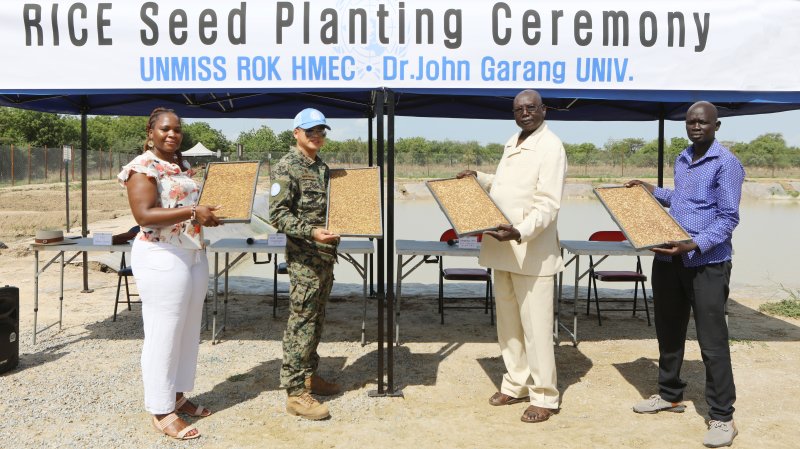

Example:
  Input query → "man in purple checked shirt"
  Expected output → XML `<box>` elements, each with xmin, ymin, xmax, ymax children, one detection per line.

<box><xmin>626</xmin><ymin>101</ymin><xmax>745</xmax><ymax>448</ymax></box>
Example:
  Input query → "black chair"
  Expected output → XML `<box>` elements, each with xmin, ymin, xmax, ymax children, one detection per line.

<box><xmin>586</xmin><ymin>231</ymin><xmax>651</xmax><ymax>326</ymax></box>
<box><xmin>114</xmin><ymin>253</ymin><xmax>141</xmax><ymax>321</ymax></box>
<box><xmin>438</xmin><ymin>229</ymin><xmax>494</xmax><ymax>325</ymax></box>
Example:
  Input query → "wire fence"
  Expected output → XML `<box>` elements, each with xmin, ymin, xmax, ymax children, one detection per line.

<box><xmin>2</xmin><ymin>146</ymin><xmax>799</xmax><ymax>187</ymax></box>
<box><xmin>0</xmin><ymin>145</ymin><xmax>138</xmax><ymax>186</ymax></box>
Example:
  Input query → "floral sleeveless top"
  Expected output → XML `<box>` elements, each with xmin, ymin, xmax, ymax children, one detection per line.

<box><xmin>117</xmin><ymin>151</ymin><xmax>203</xmax><ymax>249</ymax></box>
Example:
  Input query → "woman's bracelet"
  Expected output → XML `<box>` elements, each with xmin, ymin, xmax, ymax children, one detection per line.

<box><xmin>190</xmin><ymin>204</ymin><xmax>197</xmax><ymax>222</ymax></box>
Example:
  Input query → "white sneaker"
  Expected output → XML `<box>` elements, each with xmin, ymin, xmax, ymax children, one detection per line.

<box><xmin>703</xmin><ymin>420</ymin><xmax>737</xmax><ymax>447</ymax></box>
<box><xmin>632</xmin><ymin>394</ymin><xmax>686</xmax><ymax>414</ymax></box>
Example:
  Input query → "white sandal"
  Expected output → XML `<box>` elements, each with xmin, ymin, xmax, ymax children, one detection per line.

<box><xmin>152</xmin><ymin>412</ymin><xmax>200</xmax><ymax>440</ymax></box>
<box><xmin>175</xmin><ymin>395</ymin><xmax>212</xmax><ymax>417</ymax></box>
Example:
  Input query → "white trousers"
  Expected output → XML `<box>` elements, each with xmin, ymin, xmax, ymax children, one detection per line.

<box><xmin>494</xmin><ymin>270</ymin><xmax>559</xmax><ymax>409</ymax></box>
<box><xmin>131</xmin><ymin>240</ymin><xmax>208</xmax><ymax>414</ymax></box>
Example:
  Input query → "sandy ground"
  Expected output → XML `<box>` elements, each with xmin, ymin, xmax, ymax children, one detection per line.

<box><xmin>0</xmin><ymin>182</ymin><xmax>798</xmax><ymax>448</ymax></box>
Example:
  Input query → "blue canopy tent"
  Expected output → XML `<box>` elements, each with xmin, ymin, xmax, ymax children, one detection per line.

<box><xmin>3</xmin><ymin>87</ymin><xmax>799</xmax><ymax>396</ymax></box>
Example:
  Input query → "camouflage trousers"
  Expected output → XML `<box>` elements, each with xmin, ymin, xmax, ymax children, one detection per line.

<box><xmin>280</xmin><ymin>253</ymin><xmax>334</xmax><ymax>395</ymax></box>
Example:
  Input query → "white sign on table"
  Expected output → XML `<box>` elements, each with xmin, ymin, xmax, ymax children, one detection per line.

<box><xmin>268</xmin><ymin>233</ymin><xmax>287</xmax><ymax>246</ymax></box>
<box><xmin>92</xmin><ymin>232</ymin><xmax>112</xmax><ymax>246</ymax></box>
<box><xmin>457</xmin><ymin>236</ymin><xmax>480</xmax><ymax>249</ymax></box>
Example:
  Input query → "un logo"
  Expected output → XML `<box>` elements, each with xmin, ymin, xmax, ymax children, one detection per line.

<box><xmin>332</xmin><ymin>0</ymin><xmax>409</xmax><ymax>81</ymax></box>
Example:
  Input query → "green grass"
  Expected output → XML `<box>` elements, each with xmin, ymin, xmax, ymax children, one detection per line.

<box><xmin>758</xmin><ymin>286</ymin><xmax>800</xmax><ymax>318</ymax></box>
<box><xmin>729</xmin><ymin>338</ymin><xmax>767</xmax><ymax>348</ymax></box>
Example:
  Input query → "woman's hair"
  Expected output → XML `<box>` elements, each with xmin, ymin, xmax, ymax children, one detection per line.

<box><xmin>143</xmin><ymin>107</ymin><xmax>181</xmax><ymax>153</ymax></box>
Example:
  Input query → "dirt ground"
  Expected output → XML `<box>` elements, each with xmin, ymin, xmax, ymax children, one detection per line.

<box><xmin>0</xmin><ymin>182</ymin><xmax>798</xmax><ymax>448</ymax></box>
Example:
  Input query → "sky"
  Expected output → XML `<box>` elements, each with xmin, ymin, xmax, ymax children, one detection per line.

<box><xmin>191</xmin><ymin>108</ymin><xmax>800</xmax><ymax>148</ymax></box>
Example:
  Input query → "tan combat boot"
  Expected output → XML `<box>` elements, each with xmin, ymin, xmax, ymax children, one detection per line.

<box><xmin>305</xmin><ymin>374</ymin><xmax>341</xmax><ymax>396</ymax></box>
<box><xmin>286</xmin><ymin>392</ymin><xmax>330</xmax><ymax>420</ymax></box>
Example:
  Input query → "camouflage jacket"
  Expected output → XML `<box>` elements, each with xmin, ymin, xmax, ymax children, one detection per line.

<box><xmin>268</xmin><ymin>149</ymin><xmax>338</xmax><ymax>262</ymax></box>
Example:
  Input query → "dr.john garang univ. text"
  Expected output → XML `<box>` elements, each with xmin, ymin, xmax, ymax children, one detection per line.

<box><xmin>21</xmin><ymin>2</ymin><xmax>711</xmax><ymax>52</ymax></box>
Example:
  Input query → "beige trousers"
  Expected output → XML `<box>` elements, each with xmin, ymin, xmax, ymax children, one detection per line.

<box><xmin>494</xmin><ymin>270</ymin><xmax>559</xmax><ymax>409</ymax></box>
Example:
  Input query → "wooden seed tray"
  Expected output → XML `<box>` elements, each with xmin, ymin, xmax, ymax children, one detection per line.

<box><xmin>326</xmin><ymin>167</ymin><xmax>383</xmax><ymax>237</ymax></box>
<box><xmin>594</xmin><ymin>185</ymin><xmax>692</xmax><ymax>250</ymax></box>
<box><xmin>197</xmin><ymin>161</ymin><xmax>261</xmax><ymax>223</ymax></box>
<box><xmin>426</xmin><ymin>176</ymin><xmax>510</xmax><ymax>238</ymax></box>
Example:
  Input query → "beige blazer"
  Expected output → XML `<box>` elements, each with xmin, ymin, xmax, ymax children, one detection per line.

<box><xmin>476</xmin><ymin>123</ymin><xmax>567</xmax><ymax>276</ymax></box>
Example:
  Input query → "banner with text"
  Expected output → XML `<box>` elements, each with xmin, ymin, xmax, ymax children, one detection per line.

<box><xmin>1</xmin><ymin>0</ymin><xmax>798</xmax><ymax>92</ymax></box>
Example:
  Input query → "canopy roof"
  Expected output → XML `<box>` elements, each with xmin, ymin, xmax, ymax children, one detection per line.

<box><xmin>1</xmin><ymin>88</ymin><xmax>799</xmax><ymax>121</ymax></box>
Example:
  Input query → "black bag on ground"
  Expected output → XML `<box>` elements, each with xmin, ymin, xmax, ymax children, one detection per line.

<box><xmin>0</xmin><ymin>285</ymin><xmax>19</xmax><ymax>374</ymax></box>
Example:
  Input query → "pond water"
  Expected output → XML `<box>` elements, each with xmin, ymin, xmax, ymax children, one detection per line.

<box><xmin>558</xmin><ymin>198</ymin><xmax>800</xmax><ymax>290</ymax></box>
<box><xmin>227</xmin><ymin>196</ymin><xmax>799</xmax><ymax>292</ymax></box>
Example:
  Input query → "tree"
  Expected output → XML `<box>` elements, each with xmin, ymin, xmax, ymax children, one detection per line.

<box><xmin>322</xmin><ymin>139</ymin><xmax>343</xmax><ymax>158</ymax></box>
<box><xmin>395</xmin><ymin>137</ymin><xmax>431</xmax><ymax>155</ymax></box>
<box><xmin>86</xmin><ymin>115</ymin><xmax>147</xmax><ymax>153</ymax></box>
<box><xmin>666</xmin><ymin>137</ymin><xmax>690</xmax><ymax>166</ymax></box>
<box><xmin>337</xmin><ymin>138</ymin><xmax>368</xmax><ymax>164</ymax></box>
<box><xmin>628</xmin><ymin>139</ymin><xmax>661</xmax><ymax>167</ymax></box>
<box><xmin>236</xmin><ymin>126</ymin><xmax>278</xmax><ymax>159</ymax></box>
<box><xmin>0</xmin><ymin>108</ymin><xmax>25</xmax><ymax>144</ymax></box>
<box><xmin>182</xmin><ymin>121</ymin><xmax>230</xmax><ymax>153</ymax></box>
<box><xmin>474</xmin><ymin>142</ymin><xmax>502</xmax><ymax>168</ymax></box>
<box><xmin>788</xmin><ymin>145</ymin><xmax>800</xmax><ymax>167</ymax></box>
<box><xmin>277</xmin><ymin>129</ymin><xmax>295</xmax><ymax>152</ymax></box>
<box><xmin>482</xmin><ymin>143</ymin><xmax>504</xmax><ymax>158</ymax></box>
<box><xmin>741</xmin><ymin>133</ymin><xmax>790</xmax><ymax>177</ymax></box>
<box><xmin>604</xmin><ymin>138</ymin><xmax>644</xmax><ymax>176</ymax></box>
<box><xmin>0</xmin><ymin>108</ymin><xmax>78</xmax><ymax>147</ymax></box>
<box><xmin>564</xmin><ymin>142</ymin><xmax>599</xmax><ymax>174</ymax></box>
<box><xmin>462</xmin><ymin>145</ymin><xmax>476</xmax><ymax>168</ymax></box>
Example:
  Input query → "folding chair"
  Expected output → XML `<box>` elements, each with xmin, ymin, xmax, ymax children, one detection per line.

<box><xmin>438</xmin><ymin>229</ymin><xmax>494</xmax><ymax>325</ymax></box>
<box><xmin>586</xmin><ymin>231</ymin><xmax>651</xmax><ymax>326</ymax></box>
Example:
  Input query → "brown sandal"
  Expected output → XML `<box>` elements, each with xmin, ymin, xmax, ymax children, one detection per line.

<box><xmin>520</xmin><ymin>405</ymin><xmax>558</xmax><ymax>423</ymax></box>
<box><xmin>176</xmin><ymin>395</ymin><xmax>212</xmax><ymax>417</ymax></box>
<box><xmin>489</xmin><ymin>392</ymin><xmax>529</xmax><ymax>406</ymax></box>
<box><xmin>151</xmin><ymin>412</ymin><xmax>200</xmax><ymax>440</ymax></box>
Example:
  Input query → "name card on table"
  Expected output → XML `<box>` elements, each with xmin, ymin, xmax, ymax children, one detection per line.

<box><xmin>268</xmin><ymin>233</ymin><xmax>287</xmax><ymax>246</ymax></box>
<box><xmin>457</xmin><ymin>236</ymin><xmax>480</xmax><ymax>249</ymax></box>
<box><xmin>93</xmin><ymin>232</ymin><xmax>112</xmax><ymax>245</ymax></box>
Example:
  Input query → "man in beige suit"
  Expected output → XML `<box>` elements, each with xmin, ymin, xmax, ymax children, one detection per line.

<box><xmin>458</xmin><ymin>89</ymin><xmax>567</xmax><ymax>423</ymax></box>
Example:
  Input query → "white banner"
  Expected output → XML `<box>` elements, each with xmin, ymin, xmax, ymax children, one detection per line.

<box><xmin>1</xmin><ymin>0</ymin><xmax>798</xmax><ymax>92</ymax></box>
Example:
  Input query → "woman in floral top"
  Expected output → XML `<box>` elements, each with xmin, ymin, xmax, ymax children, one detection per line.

<box><xmin>118</xmin><ymin>107</ymin><xmax>221</xmax><ymax>440</ymax></box>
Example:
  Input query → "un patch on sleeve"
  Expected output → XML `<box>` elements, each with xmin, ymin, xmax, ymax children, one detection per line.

<box><xmin>270</xmin><ymin>182</ymin><xmax>281</xmax><ymax>196</ymax></box>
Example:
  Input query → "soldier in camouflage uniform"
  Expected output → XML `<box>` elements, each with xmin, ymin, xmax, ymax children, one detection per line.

<box><xmin>269</xmin><ymin>108</ymin><xmax>341</xmax><ymax>420</ymax></box>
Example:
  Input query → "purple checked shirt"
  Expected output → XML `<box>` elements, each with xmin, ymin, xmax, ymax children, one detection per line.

<box><xmin>652</xmin><ymin>139</ymin><xmax>745</xmax><ymax>267</ymax></box>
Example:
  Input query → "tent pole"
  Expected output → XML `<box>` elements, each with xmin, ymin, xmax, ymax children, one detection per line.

<box><xmin>657</xmin><ymin>105</ymin><xmax>665</xmax><ymax>188</ymax></box>
<box><xmin>371</xmin><ymin>90</ymin><xmax>386</xmax><ymax>396</ymax></box>
<box><xmin>368</xmin><ymin>97</ymin><xmax>375</xmax><ymax>297</ymax></box>
<box><xmin>80</xmin><ymin>105</ymin><xmax>93</xmax><ymax>293</ymax></box>
<box><xmin>386</xmin><ymin>89</ymin><xmax>397</xmax><ymax>394</ymax></box>
<box><xmin>368</xmin><ymin>92</ymin><xmax>375</xmax><ymax>168</ymax></box>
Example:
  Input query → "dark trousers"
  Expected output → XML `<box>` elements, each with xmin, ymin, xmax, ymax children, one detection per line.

<box><xmin>652</xmin><ymin>258</ymin><xmax>736</xmax><ymax>422</ymax></box>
